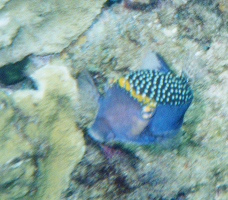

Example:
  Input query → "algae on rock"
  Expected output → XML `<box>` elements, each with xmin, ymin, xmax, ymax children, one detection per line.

<box><xmin>0</xmin><ymin>64</ymin><xmax>85</xmax><ymax>199</ymax></box>
<box><xmin>0</xmin><ymin>0</ymin><xmax>9</xmax><ymax>9</ymax></box>
<box><xmin>0</xmin><ymin>0</ymin><xmax>106</xmax><ymax>67</ymax></box>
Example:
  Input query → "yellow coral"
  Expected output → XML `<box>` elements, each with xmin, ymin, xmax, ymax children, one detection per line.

<box><xmin>5</xmin><ymin>64</ymin><xmax>85</xmax><ymax>200</ymax></box>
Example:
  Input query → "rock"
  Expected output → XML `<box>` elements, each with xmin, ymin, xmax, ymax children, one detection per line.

<box><xmin>0</xmin><ymin>0</ymin><xmax>106</xmax><ymax>67</ymax></box>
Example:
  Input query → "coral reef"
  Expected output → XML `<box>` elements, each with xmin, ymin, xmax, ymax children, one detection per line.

<box><xmin>0</xmin><ymin>64</ymin><xmax>85</xmax><ymax>199</ymax></box>
<box><xmin>0</xmin><ymin>0</ymin><xmax>106</xmax><ymax>67</ymax></box>
<box><xmin>0</xmin><ymin>0</ymin><xmax>228</xmax><ymax>199</ymax></box>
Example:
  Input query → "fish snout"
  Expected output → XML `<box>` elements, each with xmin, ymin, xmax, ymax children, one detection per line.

<box><xmin>88</xmin><ymin>117</ymin><xmax>114</xmax><ymax>142</ymax></box>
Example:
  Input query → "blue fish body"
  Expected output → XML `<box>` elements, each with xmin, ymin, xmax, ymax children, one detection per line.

<box><xmin>138</xmin><ymin>101</ymin><xmax>192</xmax><ymax>144</ymax></box>
<box><xmin>88</xmin><ymin>52</ymin><xmax>193</xmax><ymax>144</ymax></box>
<box><xmin>90</xmin><ymin>85</ymin><xmax>151</xmax><ymax>143</ymax></box>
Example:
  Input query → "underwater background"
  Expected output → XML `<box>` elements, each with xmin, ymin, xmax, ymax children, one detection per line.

<box><xmin>0</xmin><ymin>0</ymin><xmax>227</xmax><ymax>199</ymax></box>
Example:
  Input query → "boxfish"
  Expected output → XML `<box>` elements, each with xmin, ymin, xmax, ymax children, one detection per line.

<box><xmin>88</xmin><ymin>51</ymin><xmax>193</xmax><ymax>144</ymax></box>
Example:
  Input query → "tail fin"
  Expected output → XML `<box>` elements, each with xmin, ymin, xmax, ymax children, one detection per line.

<box><xmin>76</xmin><ymin>70</ymin><xmax>100</xmax><ymax>128</ymax></box>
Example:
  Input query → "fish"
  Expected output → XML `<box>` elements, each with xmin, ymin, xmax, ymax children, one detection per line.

<box><xmin>88</xmin><ymin>51</ymin><xmax>193</xmax><ymax>144</ymax></box>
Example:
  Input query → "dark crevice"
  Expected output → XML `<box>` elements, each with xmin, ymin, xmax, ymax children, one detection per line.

<box><xmin>0</xmin><ymin>56</ymin><xmax>39</xmax><ymax>90</ymax></box>
<box><xmin>0</xmin><ymin>56</ymin><xmax>29</xmax><ymax>85</ymax></box>
<box><xmin>104</xmin><ymin>0</ymin><xmax>122</xmax><ymax>7</ymax></box>
<box><xmin>122</xmin><ymin>0</ymin><xmax>158</xmax><ymax>11</ymax></box>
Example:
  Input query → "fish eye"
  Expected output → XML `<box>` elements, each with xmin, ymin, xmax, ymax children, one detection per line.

<box><xmin>141</xmin><ymin>105</ymin><xmax>156</xmax><ymax>119</ymax></box>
